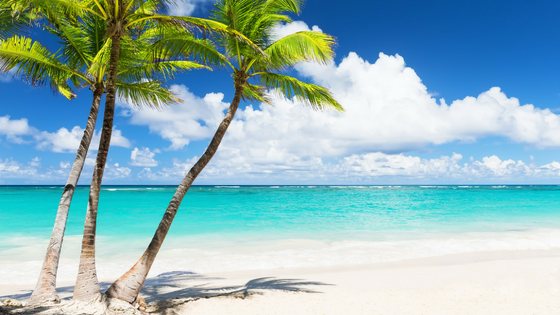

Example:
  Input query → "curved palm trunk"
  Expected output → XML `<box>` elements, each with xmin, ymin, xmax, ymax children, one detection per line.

<box><xmin>28</xmin><ymin>84</ymin><xmax>104</xmax><ymax>305</ymax></box>
<box><xmin>73</xmin><ymin>36</ymin><xmax>122</xmax><ymax>301</ymax></box>
<box><xmin>105</xmin><ymin>82</ymin><xmax>246</xmax><ymax>303</ymax></box>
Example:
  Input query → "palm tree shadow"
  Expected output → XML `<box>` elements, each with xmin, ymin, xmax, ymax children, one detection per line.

<box><xmin>1</xmin><ymin>272</ymin><xmax>333</xmax><ymax>305</ymax></box>
<box><xmin>0</xmin><ymin>281</ymin><xmax>114</xmax><ymax>302</ymax></box>
<box><xmin>140</xmin><ymin>273</ymin><xmax>333</xmax><ymax>303</ymax></box>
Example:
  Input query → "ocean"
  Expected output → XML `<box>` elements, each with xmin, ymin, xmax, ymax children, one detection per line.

<box><xmin>1</xmin><ymin>185</ymin><xmax>560</xmax><ymax>285</ymax></box>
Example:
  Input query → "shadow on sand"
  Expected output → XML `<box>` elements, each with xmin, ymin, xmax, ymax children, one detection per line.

<box><xmin>140</xmin><ymin>272</ymin><xmax>333</xmax><ymax>302</ymax></box>
<box><xmin>1</xmin><ymin>271</ymin><xmax>332</xmax><ymax>305</ymax></box>
<box><xmin>0</xmin><ymin>282</ymin><xmax>114</xmax><ymax>302</ymax></box>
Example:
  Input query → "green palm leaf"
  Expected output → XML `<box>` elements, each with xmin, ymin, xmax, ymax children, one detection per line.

<box><xmin>116</xmin><ymin>80</ymin><xmax>180</xmax><ymax>109</ymax></box>
<box><xmin>0</xmin><ymin>5</ymin><xmax>30</xmax><ymax>40</ymax></box>
<box><xmin>0</xmin><ymin>35</ymin><xmax>84</xmax><ymax>99</ymax></box>
<box><xmin>258</xmin><ymin>72</ymin><xmax>342</xmax><ymax>111</ymax></box>
<box><xmin>150</xmin><ymin>32</ymin><xmax>229</xmax><ymax>68</ymax></box>
<box><xmin>242</xmin><ymin>82</ymin><xmax>271</xmax><ymax>104</ymax></box>
<box><xmin>263</xmin><ymin>31</ymin><xmax>335</xmax><ymax>70</ymax></box>
<box><xmin>117</xmin><ymin>60</ymin><xmax>209</xmax><ymax>82</ymax></box>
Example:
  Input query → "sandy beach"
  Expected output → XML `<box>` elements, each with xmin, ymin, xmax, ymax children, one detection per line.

<box><xmin>2</xmin><ymin>249</ymin><xmax>560</xmax><ymax>314</ymax></box>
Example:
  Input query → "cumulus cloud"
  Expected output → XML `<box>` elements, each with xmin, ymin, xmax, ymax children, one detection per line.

<box><xmin>208</xmin><ymin>51</ymin><xmax>560</xmax><ymax>172</ymax></box>
<box><xmin>115</xmin><ymin>21</ymin><xmax>560</xmax><ymax>183</ymax></box>
<box><xmin>0</xmin><ymin>116</ymin><xmax>36</xmax><ymax>143</ymax></box>
<box><xmin>121</xmin><ymin>85</ymin><xmax>229</xmax><ymax>150</ymax></box>
<box><xmin>130</xmin><ymin>147</ymin><xmax>159</xmax><ymax>167</ymax></box>
<box><xmin>293</xmin><ymin>52</ymin><xmax>560</xmax><ymax>150</ymax></box>
<box><xmin>271</xmin><ymin>20</ymin><xmax>323</xmax><ymax>41</ymax></box>
<box><xmin>104</xmin><ymin>163</ymin><xmax>131</xmax><ymax>179</ymax></box>
<box><xmin>128</xmin><ymin>151</ymin><xmax>560</xmax><ymax>183</ymax></box>
<box><xmin>0</xmin><ymin>157</ymin><xmax>73</xmax><ymax>182</ymax></box>
<box><xmin>0</xmin><ymin>158</ymin><xmax>38</xmax><ymax>179</ymax></box>
<box><xmin>0</xmin><ymin>116</ymin><xmax>131</xmax><ymax>153</ymax></box>
<box><xmin>35</xmin><ymin>126</ymin><xmax>131</xmax><ymax>153</ymax></box>
<box><xmin>138</xmin><ymin>157</ymin><xmax>197</xmax><ymax>180</ymax></box>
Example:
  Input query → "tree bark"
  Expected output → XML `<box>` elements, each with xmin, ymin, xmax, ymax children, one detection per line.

<box><xmin>73</xmin><ymin>36</ymin><xmax>122</xmax><ymax>301</ymax></box>
<box><xmin>28</xmin><ymin>84</ymin><xmax>104</xmax><ymax>305</ymax></box>
<box><xmin>105</xmin><ymin>78</ymin><xmax>246</xmax><ymax>303</ymax></box>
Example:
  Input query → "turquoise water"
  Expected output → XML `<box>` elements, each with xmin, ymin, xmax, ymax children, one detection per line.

<box><xmin>2</xmin><ymin>185</ymin><xmax>560</xmax><ymax>284</ymax></box>
<box><xmin>2</xmin><ymin>185</ymin><xmax>560</xmax><ymax>239</ymax></box>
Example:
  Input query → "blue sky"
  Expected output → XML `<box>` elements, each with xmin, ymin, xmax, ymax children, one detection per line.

<box><xmin>1</xmin><ymin>0</ymin><xmax>560</xmax><ymax>184</ymax></box>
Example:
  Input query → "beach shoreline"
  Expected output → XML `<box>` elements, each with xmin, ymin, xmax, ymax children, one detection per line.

<box><xmin>2</xmin><ymin>249</ymin><xmax>560</xmax><ymax>314</ymax></box>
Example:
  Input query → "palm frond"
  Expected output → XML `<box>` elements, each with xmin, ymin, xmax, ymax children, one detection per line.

<box><xmin>116</xmin><ymin>80</ymin><xmax>181</xmax><ymax>109</ymax></box>
<box><xmin>242</xmin><ymin>83</ymin><xmax>271</xmax><ymax>104</ymax></box>
<box><xmin>150</xmin><ymin>32</ymin><xmax>229</xmax><ymax>68</ymax></box>
<box><xmin>45</xmin><ymin>19</ymin><xmax>92</xmax><ymax>68</ymax></box>
<box><xmin>0</xmin><ymin>35</ymin><xmax>85</xmax><ymax>99</ymax></box>
<box><xmin>136</xmin><ymin>14</ymin><xmax>265</xmax><ymax>55</ymax></box>
<box><xmin>262</xmin><ymin>0</ymin><xmax>303</xmax><ymax>15</ymax></box>
<box><xmin>117</xmin><ymin>60</ymin><xmax>209</xmax><ymax>82</ymax></box>
<box><xmin>0</xmin><ymin>6</ymin><xmax>30</xmax><ymax>40</ymax></box>
<box><xmin>258</xmin><ymin>72</ymin><xmax>342</xmax><ymax>111</ymax></box>
<box><xmin>263</xmin><ymin>31</ymin><xmax>335</xmax><ymax>70</ymax></box>
<box><xmin>87</xmin><ymin>37</ymin><xmax>111</xmax><ymax>78</ymax></box>
<box><xmin>31</xmin><ymin>0</ymin><xmax>105</xmax><ymax>20</ymax></box>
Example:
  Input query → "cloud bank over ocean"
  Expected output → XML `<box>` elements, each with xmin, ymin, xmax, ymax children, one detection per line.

<box><xmin>2</xmin><ymin>21</ymin><xmax>560</xmax><ymax>184</ymax></box>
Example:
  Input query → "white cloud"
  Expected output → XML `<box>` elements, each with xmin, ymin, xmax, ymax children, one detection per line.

<box><xmin>29</xmin><ymin>157</ymin><xmax>41</xmax><ymax>167</ymax></box>
<box><xmin>35</xmin><ymin>126</ymin><xmax>131</xmax><ymax>153</ymax></box>
<box><xmin>271</xmin><ymin>21</ymin><xmax>323</xmax><ymax>41</ymax></box>
<box><xmin>60</xmin><ymin>161</ymin><xmax>71</xmax><ymax>169</ymax></box>
<box><xmin>0</xmin><ymin>159</ymin><xmax>37</xmax><ymax>178</ymax></box>
<box><xmin>197</xmin><ymin>151</ymin><xmax>560</xmax><ymax>183</ymax></box>
<box><xmin>138</xmin><ymin>157</ymin><xmax>197</xmax><ymax>180</ymax></box>
<box><xmin>116</xmin><ymin>22</ymin><xmax>560</xmax><ymax>183</ymax></box>
<box><xmin>0</xmin><ymin>116</ymin><xmax>35</xmax><ymax>143</ymax></box>
<box><xmin>208</xmin><ymin>50</ymin><xmax>560</xmax><ymax>173</ymax></box>
<box><xmin>292</xmin><ymin>51</ymin><xmax>560</xmax><ymax>150</ymax></box>
<box><xmin>121</xmin><ymin>85</ymin><xmax>229</xmax><ymax>150</ymax></box>
<box><xmin>130</xmin><ymin>147</ymin><xmax>158</xmax><ymax>167</ymax></box>
<box><xmin>104</xmin><ymin>163</ymin><xmax>131</xmax><ymax>179</ymax></box>
<box><xmin>129</xmin><ymin>151</ymin><xmax>560</xmax><ymax>183</ymax></box>
<box><xmin>0</xmin><ymin>115</ymin><xmax>131</xmax><ymax>153</ymax></box>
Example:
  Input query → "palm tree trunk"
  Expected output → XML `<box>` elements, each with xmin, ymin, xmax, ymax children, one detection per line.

<box><xmin>105</xmin><ymin>81</ymin><xmax>245</xmax><ymax>303</ymax></box>
<box><xmin>73</xmin><ymin>36</ymin><xmax>122</xmax><ymax>301</ymax></box>
<box><xmin>28</xmin><ymin>84</ymin><xmax>104</xmax><ymax>305</ymax></box>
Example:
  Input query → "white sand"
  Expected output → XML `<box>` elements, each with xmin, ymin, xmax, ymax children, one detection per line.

<box><xmin>2</xmin><ymin>250</ymin><xmax>560</xmax><ymax>314</ymax></box>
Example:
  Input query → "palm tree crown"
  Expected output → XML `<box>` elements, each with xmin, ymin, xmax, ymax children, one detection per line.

<box><xmin>0</xmin><ymin>5</ymin><xmax>213</xmax><ymax>304</ymax></box>
<box><xmin>214</xmin><ymin>0</ymin><xmax>343</xmax><ymax>110</ymax></box>
<box><xmin>105</xmin><ymin>0</ymin><xmax>342</xmax><ymax>305</ymax></box>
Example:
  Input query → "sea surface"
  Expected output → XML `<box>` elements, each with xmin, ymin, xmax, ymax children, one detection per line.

<box><xmin>1</xmin><ymin>185</ymin><xmax>560</xmax><ymax>285</ymax></box>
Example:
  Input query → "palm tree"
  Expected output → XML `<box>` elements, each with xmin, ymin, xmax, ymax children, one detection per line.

<box><xmin>105</xmin><ymin>0</ymin><xmax>343</xmax><ymax>303</ymax></box>
<box><xmin>0</xmin><ymin>10</ymin><xmax>208</xmax><ymax>304</ymax></box>
<box><xmin>9</xmin><ymin>0</ymin><xmax>262</xmax><ymax>302</ymax></box>
<box><xmin>0</xmin><ymin>4</ymin><xmax>34</xmax><ymax>40</ymax></box>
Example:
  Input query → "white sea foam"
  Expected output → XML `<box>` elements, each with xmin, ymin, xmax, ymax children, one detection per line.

<box><xmin>4</xmin><ymin>229</ymin><xmax>560</xmax><ymax>285</ymax></box>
